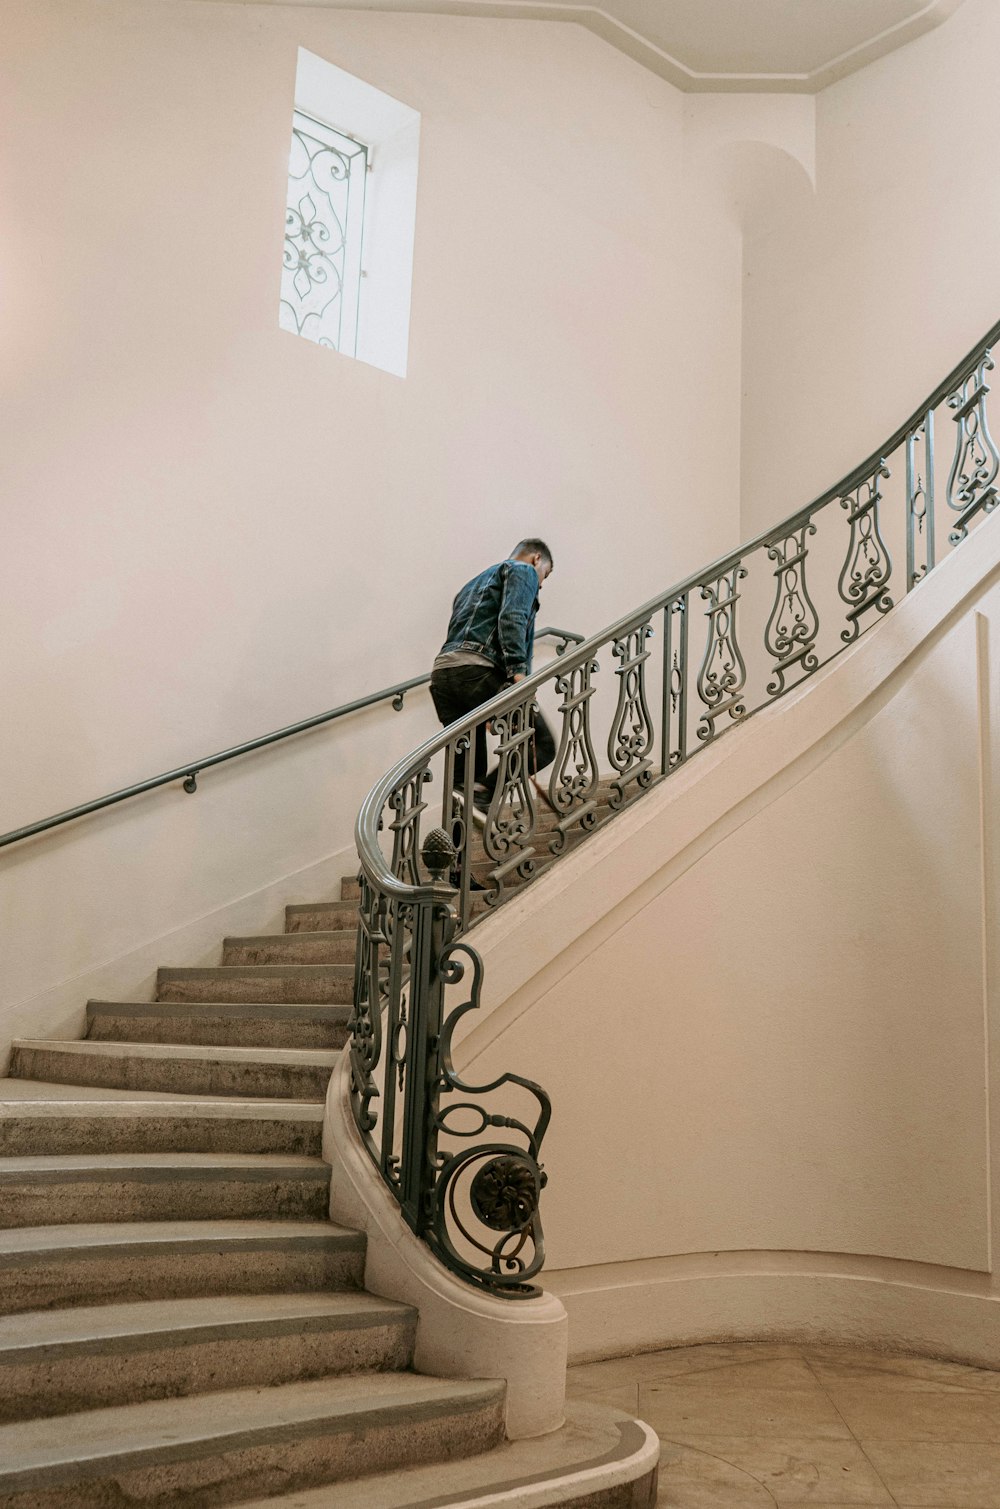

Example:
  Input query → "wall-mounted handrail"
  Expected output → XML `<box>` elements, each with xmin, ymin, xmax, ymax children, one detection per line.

<box><xmin>350</xmin><ymin>314</ymin><xmax>1000</xmax><ymax>1301</ymax></box>
<box><xmin>0</xmin><ymin>628</ymin><xmax>583</xmax><ymax>852</ymax></box>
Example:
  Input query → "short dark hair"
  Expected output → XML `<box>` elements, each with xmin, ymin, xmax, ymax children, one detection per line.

<box><xmin>512</xmin><ymin>538</ymin><xmax>553</xmax><ymax>571</ymax></box>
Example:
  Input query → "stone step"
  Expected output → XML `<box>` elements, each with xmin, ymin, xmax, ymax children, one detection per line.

<box><xmin>0</xmin><ymin>1290</ymin><xmax>416</xmax><ymax>1423</ymax></box>
<box><xmin>157</xmin><ymin>965</ymin><xmax>353</xmax><ymax>1006</ymax></box>
<box><xmin>230</xmin><ymin>1400</ymin><xmax>660</xmax><ymax>1509</ymax></box>
<box><xmin>86</xmin><ymin>1001</ymin><xmax>351</xmax><ymax>1051</ymax></box>
<box><xmin>222</xmin><ymin>932</ymin><xmax>357</xmax><ymax>967</ymax></box>
<box><xmin>285</xmin><ymin>899</ymin><xmax>359</xmax><ymax>934</ymax></box>
<box><xmin>0</xmin><ymin>1372</ymin><xmax>506</xmax><ymax>1507</ymax></box>
<box><xmin>0</xmin><ymin>1153</ymin><xmax>330</xmax><ymax>1229</ymax></box>
<box><xmin>0</xmin><ymin>1098</ymin><xmax>324</xmax><ymax>1157</ymax></box>
<box><xmin>9</xmin><ymin>1040</ymin><xmax>337</xmax><ymax>1101</ymax></box>
<box><xmin>0</xmin><ymin>1220</ymin><xmax>364</xmax><ymax>1316</ymax></box>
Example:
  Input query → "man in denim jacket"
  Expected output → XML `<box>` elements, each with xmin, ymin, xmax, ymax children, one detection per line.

<box><xmin>430</xmin><ymin>539</ymin><xmax>555</xmax><ymax>814</ymax></box>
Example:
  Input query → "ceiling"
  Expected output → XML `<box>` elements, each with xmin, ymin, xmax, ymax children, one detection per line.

<box><xmin>230</xmin><ymin>0</ymin><xmax>969</xmax><ymax>92</ymax></box>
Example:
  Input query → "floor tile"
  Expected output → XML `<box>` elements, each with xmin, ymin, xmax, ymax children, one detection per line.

<box><xmin>640</xmin><ymin>1343</ymin><xmax>805</xmax><ymax>1380</ymax></box>
<box><xmin>657</xmin><ymin>1435</ymin><xmax>894</xmax><ymax>1505</ymax></box>
<box><xmin>806</xmin><ymin>1352</ymin><xmax>1000</xmax><ymax>1395</ymax></box>
<box><xmin>822</xmin><ymin>1383</ymin><xmax>1000</xmax><ymax>1443</ymax></box>
<box><xmin>655</xmin><ymin>1439</ymin><xmax>776</xmax><ymax>1506</ymax></box>
<box><xmin>566</xmin><ymin>1356</ymin><xmax>648</xmax><ymax>1388</ymax></box>
<box><xmin>563</xmin><ymin>1379</ymin><xmax>639</xmax><ymax>1412</ymax></box>
<box><xmin>640</xmin><ymin>1382</ymin><xmax>851</xmax><ymax>1440</ymax></box>
<box><xmin>659</xmin><ymin>1358</ymin><xmax>820</xmax><ymax>1391</ymax></box>
<box><xmin>863</xmin><ymin>1440</ymin><xmax>1000</xmax><ymax>1506</ymax></box>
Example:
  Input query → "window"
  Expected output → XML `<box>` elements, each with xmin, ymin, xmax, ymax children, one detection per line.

<box><xmin>279</xmin><ymin>50</ymin><xmax>420</xmax><ymax>378</ymax></box>
<box><xmin>280</xmin><ymin>113</ymin><xmax>368</xmax><ymax>358</ymax></box>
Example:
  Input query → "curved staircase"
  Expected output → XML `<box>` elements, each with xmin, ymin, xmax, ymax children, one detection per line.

<box><xmin>0</xmin><ymin>860</ymin><xmax>655</xmax><ymax>1507</ymax></box>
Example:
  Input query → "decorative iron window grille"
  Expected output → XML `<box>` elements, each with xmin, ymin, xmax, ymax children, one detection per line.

<box><xmin>280</xmin><ymin>110</ymin><xmax>368</xmax><ymax>357</ymax></box>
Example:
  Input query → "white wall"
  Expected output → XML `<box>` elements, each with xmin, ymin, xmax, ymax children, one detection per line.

<box><xmin>0</xmin><ymin>1</ymin><xmax>746</xmax><ymax>1051</ymax></box>
<box><xmin>740</xmin><ymin>0</ymin><xmax>1000</xmax><ymax>538</ymax></box>
<box><xmin>454</xmin><ymin>513</ymin><xmax>1000</xmax><ymax>1363</ymax></box>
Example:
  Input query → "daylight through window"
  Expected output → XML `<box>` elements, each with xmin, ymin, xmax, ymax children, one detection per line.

<box><xmin>279</xmin><ymin>50</ymin><xmax>420</xmax><ymax>378</ymax></box>
<box><xmin>280</xmin><ymin>112</ymin><xmax>368</xmax><ymax>357</ymax></box>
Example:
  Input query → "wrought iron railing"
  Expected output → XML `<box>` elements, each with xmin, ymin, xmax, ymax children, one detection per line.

<box><xmin>0</xmin><ymin>629</ymin><xmax>583</xmax><ymax>852</ymax></box>
<box><xmin>352</xmin><ymin>315</ymin><xmax>1000</xmax><ymax>1298</ymax></box>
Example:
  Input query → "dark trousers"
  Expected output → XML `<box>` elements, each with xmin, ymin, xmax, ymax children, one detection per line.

<box><xmin>429</xmin><ymin>664</ymin><xmax>556</xmax><ymax>797</ymax></box>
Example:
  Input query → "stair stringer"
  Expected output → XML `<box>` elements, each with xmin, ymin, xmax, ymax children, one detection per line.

<box><xmin>443</xmin><ymin>510</ymin><xmax>1000</xmax><ymax>1365</ymax></box>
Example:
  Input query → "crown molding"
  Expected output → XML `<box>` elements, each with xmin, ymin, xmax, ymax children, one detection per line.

<box><xmin>194</xmin><ymin>0</ymin><xmax>968</xmax><ymax>94</ymax></box>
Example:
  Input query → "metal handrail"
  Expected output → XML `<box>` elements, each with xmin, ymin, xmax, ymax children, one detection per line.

<box><xmin>0</xmin><ymin>627</ymin><xmax>583</xmax><ymax>852</ymax></box>
<box><xmin>350</xmin><ymin>313</ymin><xmax>1000</xmax><ymax>1300</ymax></box>
<box><xmin>356</xmin><ymin>314</ymin><xmax>1000</xmax><ymax>902</ymax></box>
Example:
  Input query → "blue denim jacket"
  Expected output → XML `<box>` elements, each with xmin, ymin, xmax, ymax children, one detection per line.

<box><xmin>439</xmin><ymin>560</ymin><xmax>540</xmax><ymax>678</ymax></box>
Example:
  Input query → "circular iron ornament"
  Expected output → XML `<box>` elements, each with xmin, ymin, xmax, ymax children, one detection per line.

<box><xmin>469</xmin><ymin>1155</ymin><xmax>543</xmax><ymax>1232</ymax></box>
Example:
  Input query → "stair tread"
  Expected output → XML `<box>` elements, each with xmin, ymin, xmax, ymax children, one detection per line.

<box><xmin>229</xmin><ymin>1401</ymin><xmax>656</xmax><ymax>1509</ymax></box>
<box><xmin>158</xmin><ymin>965</ymin><xmax>354</xmax><ymax>977</ymax></box>
<box><xmin>0</xmin><ymin>1290</ymin><xmax>413</xmax><ymax>1356</ymax></box>
<box><xmin>12</xmin><ymin>1039</ymin><xmax>339</xmax><ymax>1065</ymax></box>
<box><xmin>0</xmin><ymin>1078</ymin><xmax>317</xmax><ymax>1105</ymax></box>
<box><xmin>225</xmin><ymin>931</ymin><xmax>357</xmax><ymax>945</ymax></box>
<box><xmin>0</xmin><ymin>1372</ymin><xmax>505</xmax><ymax>1476</ymax></box>
<box><xmin>88</xmin><ymin>1000</ymin><xmax>351</xmax><ymax>1017</ymax></box>
<box><xmin>0</xmin><ymin>1219</ymin><xmax>361</xmax><ymax>1258</ymax></box>
<box><xmin>0</xmin><ymin>1099</ymin><xmax>324</xmax><ymax>1121</ymax></box>
<box><xmin>0</xmin><ymin>1152</ymin><xmax>328</xmax><ymax>1175</ymax></box>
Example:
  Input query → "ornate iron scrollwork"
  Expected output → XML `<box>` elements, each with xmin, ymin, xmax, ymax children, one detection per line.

<box><xmin>280</xmin><ymin>113</ymin><xmax>368</xmax><ymax>356</ymax></box>
<box><xmin>428</xmin><ymin>941</ymin><xmax>550</xmax><ymax>1296</ymax></box>
<box><xmin>349</xmin><ymin>875</ymin><xmax>388</xmax><ymax>1138</ymax></box>
<box><xmin>662</xmin><ymin>596</ymin><xmax>688</xmax><ymax>772</ymax></box>
<box><xmin>765</xmin><ymin>523</ymin><xmax>819</xmax><ymax>695</ymax></box>
<box><xmin>348</xmin><ymin>318</ymin><xmax>1000</xmax><ymax>1301</ymax></box>
<box><xmin>607</xmin><ymin>623</ymin><xmax>655</xmax><ymax>808</ymax></box>
<box><xmin>838</xmin><ymin>462</ymin><xmax>893</xmax><ymax>642</ymax></box>
<box><xmin>388</xmin><ymin>768</ymin><xmax>431</xmax><ymax>885</ymax></box>
<box><xmin>906</xmin><ymin>413</ymin><xmax>935</xmax><ymax>589</ymax></box>
<box><xmin>946</xmin><ymin>353</ymin><xmax>1000</xmax><ymax>544</ymax></box>
<box><xmin>482</xmin><ymin>696</ymin><xmax>538</xmax><ymax>903</ymax></box>
<box><xmin>696</xmin><ymin>566</ymin><xmax>748</xmax><ymax>741</ymax></box>
<box><xmin>547</xmin><ymin>657</ymin><xmax>600</xmax><ymax>852</ymax></box>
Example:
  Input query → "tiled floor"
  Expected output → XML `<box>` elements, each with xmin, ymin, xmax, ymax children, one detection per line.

<box><xmin>565</xmin><ymin>1343</ymin><xmax>1000</xmax><ymax>1508</ymax></box>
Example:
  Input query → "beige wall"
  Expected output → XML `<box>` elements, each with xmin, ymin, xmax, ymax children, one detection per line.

<box><xmin>457</xmin><ymin>514</ymin><xmax>1000</xmax><ymax>1362</ymax></box>
<box><xmin>740</xmin><ymin>0</ymin><xmax>1000</xmax><ymax>538</ymax></box>
<box><xmin>0</xmin><ymin>0</ymin><xmax>746</xmax><ymax>1050</ymax></box>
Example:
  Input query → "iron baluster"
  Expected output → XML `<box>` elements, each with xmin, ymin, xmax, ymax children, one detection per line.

<box><xmin>607</xmin><ymin>623</ymin><xmax>655</xmax><ymax>808</ymax></box>
<box><xmin>381</xmin><ymin>896</ymin><xmax>418</xmax><ymax>1191</ymax></box>
<box><xmin>946</xmin><ymin>353</ymin><xmax>1000</xmax><ymax>544</ymax></box>
<box><xmin>348</xmin><ymin>874</ymin><xmax>386</xmax><ymax>1140</ymax></box>
<box><xmin>547</xmin><ymin>656</ymin><xmax>600</xmax><ymax>854</ymax></box>
<box><xmin>443</xmin><ymin>734</ymin><xmax>475</xmax><ymax>934</ymax></box>
<box><xmin>905</xmin><ymin>410</ymin><xmax>936</xmax><ymax>589</ymax></box>
<box><xmin>838</xmin><ymin>461</ymin><xmax>893</xmax><ymax>642</ymax></box>
<box><xmin>696</xmin><ymin>566</ymin><xmax>748</xmax><ymax>742</ymax></box>
<box><xmin>388</xmin><ymin>768</ymin><xmax>430</xmax><ymax>884</ymax></box>
<box><xmin>764</xmin><ymin>523</ymin><xmax>820</xmax><ymax>696</ymax></box>
<box><xmin>662</xmin><ymin>595</ymin><xmax>689</xmax><ymax>773</ymax></box>
<box><xmin>482</xmin><ymin>694</ymin><xmax>539</xmax><ymax>903</ymax></box>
